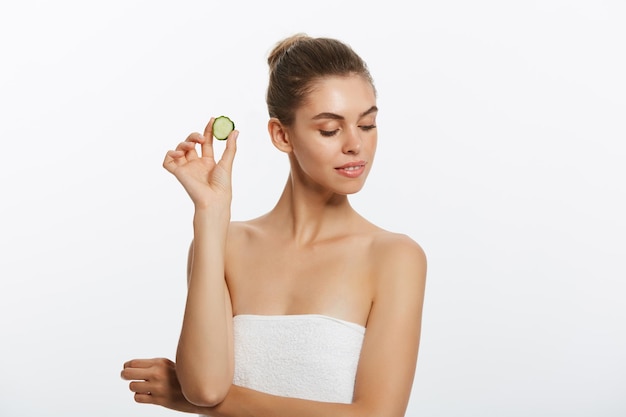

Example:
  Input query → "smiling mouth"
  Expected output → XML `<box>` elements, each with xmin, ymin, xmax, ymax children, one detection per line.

<box><xmin>340</xmin><ymin>165</ymin><xmax>364</xmax><ymax>171</ymax></box>
<box><xmin>336</xmin><ymin>161</ymin><xmax>367</xmax><ymax>170</ymax></box>
<box><xmin>335</xmin><ymin>161</ymin><xmax>367</xmax><ymax>178</ymax></box>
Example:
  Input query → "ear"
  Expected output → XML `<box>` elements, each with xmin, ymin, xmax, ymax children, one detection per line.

<box><xmin>268</xmin><ymin>118</ymin><xmax>293</xmax><ymax>153</ymax></box>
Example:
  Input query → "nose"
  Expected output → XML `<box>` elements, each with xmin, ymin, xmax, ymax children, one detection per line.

<box><xmin>342</xmin><ymin>127</ymin><xmax>362</xmax><ymax>155</ymax></box>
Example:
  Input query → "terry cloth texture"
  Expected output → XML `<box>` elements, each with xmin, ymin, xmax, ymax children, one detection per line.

<box><xmin>232</xmin><ymin>314</ymin><xmax>365</xmax><ymax>403</ymax></box>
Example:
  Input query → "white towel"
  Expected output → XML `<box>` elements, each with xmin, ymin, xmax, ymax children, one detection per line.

<box><xmin>232</xmin><ymin>314</ymin><xmax>365</xmax><ymax>403</ymax></box>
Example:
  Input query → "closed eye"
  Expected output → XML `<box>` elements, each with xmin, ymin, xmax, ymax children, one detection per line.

<box><xmin>320</xmin><ymin>129</ymin><xmax>339</xmax><ymax>137</ymax></box>
<box><xmin>360</xmin><ymin>125</ymin><xmax>376</xmax><ymax>131</ymax></box>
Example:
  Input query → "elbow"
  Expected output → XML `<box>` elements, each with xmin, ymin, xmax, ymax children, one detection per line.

<box><xmin>181</xmin><ymin>383</ymin><xmax>230</xmax><ymax>407</ymax></box>
<box><xmin>176</xmin><ymin>351</ymin><xmax>234</xmax><ymax>407</ymax></box>
<box><xmin>176</xmin><ymin>363</ymin><xmax>232</xmax><ymax>407</ymax></box>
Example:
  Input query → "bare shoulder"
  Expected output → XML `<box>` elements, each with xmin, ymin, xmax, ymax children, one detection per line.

<box><xmin>367</xmin><ymin>229</ymin><xmax>427</xmax><ymax>294</ymax></box>
<box><xmin>370</xmin><ymin>229</ymin><xmax>427</xmax><ymax>271</ymax></box>
<box><xmin>225</xmin><ymin>217</ymin><xmax>269</xmax><ymax>257</ymax></box>
<box><xmin>227</xmin><ymin>219</ymin><xmax>255</xmax><ymax>239</ymax></box>
<box><xmin>188</xmin><ymin>219</ymin><xmax>260</xmax><ymax>256</ymax></box>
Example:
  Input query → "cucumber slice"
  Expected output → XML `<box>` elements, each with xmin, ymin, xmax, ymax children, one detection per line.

<box><xmin>212</xmin><ymin>116</ymin><xmax>235</xmax><ymax>140</ymax></box>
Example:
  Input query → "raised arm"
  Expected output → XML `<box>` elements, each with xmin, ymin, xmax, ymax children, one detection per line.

<box><xmin>162</xmin><ymin>118</ymin><xmax>238</xmax><ymax>406</ymax></box>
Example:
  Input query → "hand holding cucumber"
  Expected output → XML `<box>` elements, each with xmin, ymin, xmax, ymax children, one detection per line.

<box><xmin>162</xmin><ymin>116</ymin><xmax>238</xmax><ymax>210</ymax></box>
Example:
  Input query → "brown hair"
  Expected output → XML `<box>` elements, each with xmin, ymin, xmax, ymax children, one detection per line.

<box><xmin>266</xmin><ymin>33</ymin><xmax>375</xmax><ymax>126</ymax></box>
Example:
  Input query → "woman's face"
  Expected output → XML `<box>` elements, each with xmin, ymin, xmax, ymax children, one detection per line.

<box><xmin>287</xmin><ymin>74</ymin><xmax>378</xmax><ymax>195</ymax></box>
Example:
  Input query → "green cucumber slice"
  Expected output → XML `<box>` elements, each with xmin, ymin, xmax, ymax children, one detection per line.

<box><xmin>212</xmin><ymin>116</ymin><xmax>235</xmax><ymax>140</ymax></box>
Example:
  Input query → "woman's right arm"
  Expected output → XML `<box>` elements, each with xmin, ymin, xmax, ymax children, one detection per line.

<box><xmin>162</xmin><ymin>118</ymin><xmax>238</xmax><ymax>406</ymax></box>
<box><xmin>177</xmin><ymin>211</ymin><xmax>234</xmax><ymax>406</ymax></box>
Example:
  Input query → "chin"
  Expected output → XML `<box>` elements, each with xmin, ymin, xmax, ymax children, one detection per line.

<box><xmin>337</xmin><ymin>183</ymin><xmax>366</xmax><ymax>195</ymax></box>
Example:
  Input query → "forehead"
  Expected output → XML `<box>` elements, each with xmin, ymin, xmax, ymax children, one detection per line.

<box><xmin>301</xmin><ymin>75</ymin><xmax>376</xmax><ymax>117</ymax></box>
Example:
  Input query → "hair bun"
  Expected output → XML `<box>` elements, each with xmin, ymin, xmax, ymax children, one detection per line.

<box><xmin>267</xmin><ymin>33</ymin><xmax>311</xmax><ymax>71</ymax></box>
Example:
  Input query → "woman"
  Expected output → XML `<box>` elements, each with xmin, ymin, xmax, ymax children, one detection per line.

<box><xmin>122</xmin><ymin>33</ymin><xmax>427</xmax><ymax>417</ymax></box>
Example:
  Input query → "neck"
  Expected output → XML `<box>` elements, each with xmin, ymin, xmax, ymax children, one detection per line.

<box><xmin>270</xmin><ymin>175</ymin><xmax>356</xmax><ymax>246</ymax></box>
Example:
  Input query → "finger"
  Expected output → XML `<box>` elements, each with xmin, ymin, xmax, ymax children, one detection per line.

<box><xmin>201</xmin><ymin>117</ymin><xmax>216</xmax><ymax>159</ymax></box>
<box><xmin>129</xmin><ymin>380</ymin><xmax>153</xmax><ymax>394</ymax></box>
<box><xmin>162</xmin><ymin>142</ymin><xmax>200</xmax><ymax>172</ymax></box>
<box><xmin>202</xmin><ymin>117</ymin><xmax>215</xmax><ymax>139</ymax></box>
<box><xmin>175</xmin><ymin>140</ymin><xmax>200</xmax><ymax>162</ymax></box>
<box><xmin>123</xmin><ymin>359</ymin><xmax>155</xmax><ymax>369</ymax></box>
<box><xmin>183</xmin><ymin>133</ymin><xmax>205</xmax><ymax>160</ymax></box>
<box><xmin>162</xmin><ymin>150</ymin><xmax>185</xmax><ymax>174</ymax></box>
<box><xmin>175</xmin><ymin>141</ymin><xmax>198</xmax><ymax>152</ymax></box>
<box><xmin>185</xmin><ymin>132</ymin><xmax>205</xmax><ymax>144</ymax></box>
<box><xmin>121</xmin><ymin>366</ymin><xmax>151</xmax><ymax>381</ymax></box>
<box><xmin>217</xmin><ymin>130</ymin><xmax>239</xmax><ymax>174</ymax></box>
<box><xmin>134</xmin><ymin>393</ymin><xmax>154</xmax><ymax>404</ymax></box>
<box><xmin>154</xmin><ymin>357</ymin><xmax>175</xmax><ymax>367</ymax></box>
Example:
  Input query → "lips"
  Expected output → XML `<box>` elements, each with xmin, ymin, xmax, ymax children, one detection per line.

<box><xmin>335</xmin><ymin>161</ymin><xmax>367</xmax><ymax>178</ymax></box>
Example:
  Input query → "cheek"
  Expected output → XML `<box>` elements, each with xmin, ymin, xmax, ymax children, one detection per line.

<box><xmin>367</xmin><ymin>135</ymin><xmax>378</xmax><ymax>156</ymax></box>
<box><xmin>292</xmin><ymin>145</ymin><xmax>321</xmax><ymax>172</ymax></box>
<box><xmin>294</xmin><ymin>140</ymin><xmax>334</xmax><ymax>163</ymax></box>
<box><xmin>293</xmin><ymin>145</ymin><xmax>338</xmax><ymax>180</ymax></box>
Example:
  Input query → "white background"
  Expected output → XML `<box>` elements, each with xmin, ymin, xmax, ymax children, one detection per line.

<box><xmin>1</xmin><ymin>1</ymin><xmax>624</xmax><ymax>416</ymax></box>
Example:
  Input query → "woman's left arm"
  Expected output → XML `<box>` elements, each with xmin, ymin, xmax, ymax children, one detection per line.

<box><xmin>211</xmin><ymin>234</ymin><xmax>427</xmax><ymax>417</ymax></box>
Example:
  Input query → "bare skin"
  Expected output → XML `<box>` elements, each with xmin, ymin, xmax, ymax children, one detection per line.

<box><xmin>122</xmin><ymin>75</ymin><xmax>427</xmax><ymax>417</ymax></box>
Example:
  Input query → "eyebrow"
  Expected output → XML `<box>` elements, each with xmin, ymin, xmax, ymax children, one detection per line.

<box><xmin>311</xmin><ymin>105</ymin><xmax>378</xmax><ymax>121</ymax></box>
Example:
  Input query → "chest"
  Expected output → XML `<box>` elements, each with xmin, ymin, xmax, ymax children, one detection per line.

<box><xmin>226</xmin><ymin>239</ymin><xmax>374</xmax><ymax>324</ymax></box>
